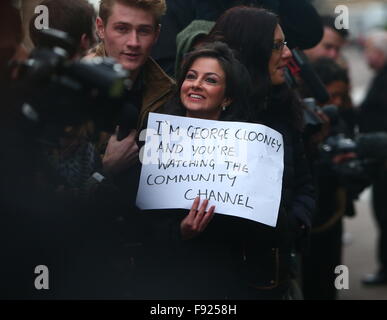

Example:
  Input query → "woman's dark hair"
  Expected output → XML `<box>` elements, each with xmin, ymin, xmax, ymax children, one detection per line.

<box><xmin>207</xmin><ymin>6</ymin><xmax>277</xmax><ymax>96</ymax></box>
<box><xmin>164</xmin><ymin>41</ymin><xmax>254</xmax><ymax>122</ymax></box>
<box><xmin>206</xmin><ymin>6</ymin><xmax>304</xmax><ymax>131</ymax></box>
<box><xmin>312</xmin><ymin>58</ymin><xmax>349</xmax><ymax>86</ymax></box>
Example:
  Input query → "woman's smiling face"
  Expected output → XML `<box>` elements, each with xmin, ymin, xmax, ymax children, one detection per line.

<box><xmin>181</xmin><ymin>57</ymin><xmax>230</xmax><ymax>120</ymax></box>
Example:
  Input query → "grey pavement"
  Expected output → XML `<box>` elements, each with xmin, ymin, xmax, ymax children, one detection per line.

<box><xmin>339</xmin><ymin>188</ymin><xmax>387</xmax><ymax>300</ymax></box>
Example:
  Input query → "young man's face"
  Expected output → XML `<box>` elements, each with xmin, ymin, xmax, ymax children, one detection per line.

<box><xmin>97</xmin><ymin>2</ymin><xmax>160</xmax><ymax>77</ymax></box>
<box><xmin>304</xmin><ymin>27</ymin><xmax>345</xmax><ymax>62</ymax></box>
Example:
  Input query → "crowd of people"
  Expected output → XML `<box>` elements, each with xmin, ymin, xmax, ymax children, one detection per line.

<box><xmin>1</xmin><ymin>0</ymin><xmax>387</xmax><ymax>300</ymax></box>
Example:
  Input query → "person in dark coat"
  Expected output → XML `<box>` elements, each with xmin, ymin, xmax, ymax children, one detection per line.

<box><xmin>359</xmin><ymin>30</ymin><xmax>387</xmax><ymax>285</ymax></box>
<box><xmin>1</xmin><ymin>0</ymin><xmax>146</xmax><ymax>299</ymax></box>
<box><xmin>204</xmin><ymin>6</ymin><xmax>316</xmax><ymax>298</ymax></box>
<box><xmin>301</xmin><ymin>58</ymin><xmax>359</xmax><ymax>300</ymax></box>
<box><xmin>136</xmin><ymin>41</ymin><xmax>256</xmax><ymax>299</ymax></box>
<box><xmin>152</xmin><ymin>0</ymin><xmax>323</xmax><ymax>76</ymax></box>
<box><xmin>139</xmin><ymin>7</ymin><xmax>315</xmax><ymax>299</ymax></box>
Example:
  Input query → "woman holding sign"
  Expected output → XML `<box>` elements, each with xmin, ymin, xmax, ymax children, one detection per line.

<box><xmin>202</xmin><ymin>7</ymin><xmax>316</xmax><ymax>298</ymax></box>
<box><xmin>139</xmin><ymin>42</ymin><xmax>259</xmax><ymax>299</ymax></box>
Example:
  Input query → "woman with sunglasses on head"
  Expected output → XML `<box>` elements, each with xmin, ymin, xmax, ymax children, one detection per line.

<box><xmin>203</xmin><ymin>6</ymin><xmax>316</xmax><ymax>299</ymax></box>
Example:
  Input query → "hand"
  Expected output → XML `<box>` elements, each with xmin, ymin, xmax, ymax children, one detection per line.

<box><xmin>180</xmin><ymin>197</ymin><xmax>215</xmax><ymax>240</ymax></box>
<box><xmin>332</xmin><ymin>152</ymin><xmax>357</xmax><ymax>164</ymax></box>
<box><xmin>308</xmin><ymin>111</ymin><xmax>331</xmax><ymax>147</ymax></box>
<box><xmin>102</xmin><ymin>128</ymin><xmax>139</xmax><ymax>175</ymax></box>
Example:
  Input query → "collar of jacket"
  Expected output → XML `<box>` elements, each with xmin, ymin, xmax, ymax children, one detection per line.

<box><xmin>140</xmin><ymin>55</ymin><xmax>175</xmax><ymax>128</ymax></box>
<box><xmin>90</xmin><ymin>43</ymin><xmax>175</xmax><ymax>129</ymax></box>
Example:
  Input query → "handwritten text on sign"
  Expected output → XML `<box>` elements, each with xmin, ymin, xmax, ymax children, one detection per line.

<box><xmin>136</xmin><ymin>113</ymin><xmax>284</xmax><ymax>227</ymax></box>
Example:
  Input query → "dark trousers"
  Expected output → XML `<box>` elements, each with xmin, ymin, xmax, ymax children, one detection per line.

<box><xmin>302</xmin><ymin>220</ymin><xmax>343</xmax><ymax>300</ymax></box>
<box><xmin>372</xmin><ymin>173</ymin><xmax>387</xmax><ymax>273</ymax></box>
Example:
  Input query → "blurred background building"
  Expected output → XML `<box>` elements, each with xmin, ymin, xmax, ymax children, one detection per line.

<box><xmin>312</xmin><ymin>0</ymin><xmax>387</xmax><ymax>38</ymax></box>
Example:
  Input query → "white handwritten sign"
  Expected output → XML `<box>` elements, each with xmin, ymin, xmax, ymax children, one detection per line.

<box><xmin>136</xmin><ymin>113</ymin><xmax>284</xmax><ymax>227</ymax></box>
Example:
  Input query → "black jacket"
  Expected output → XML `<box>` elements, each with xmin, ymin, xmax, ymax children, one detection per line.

<box><xmin>359</xmin><ymin>64</ymin><xmax>387</xmax><ymax>133</ymax></box>
<box><xmin>152</xmin><ymin>0</ymin><xmax>323</xmax><ymax>76</ymax></box>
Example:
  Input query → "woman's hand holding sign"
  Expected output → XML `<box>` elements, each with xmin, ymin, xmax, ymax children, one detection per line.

<box><xmin>180</xmin><ymin>197</ymin><xmax>215</xmax><ymax>240</ymax></box>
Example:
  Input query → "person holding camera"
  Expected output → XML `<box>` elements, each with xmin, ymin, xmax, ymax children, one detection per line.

<box><xmin>29</xmin><ymin>0</ymin><xmax>97</xmax><ymax>59</ymax></box>
<box><xmin>1</xmin><ymin>1</ymin><xmax>93</xmax><ymax>299</ymax></box>
<box><xmin>2</xmin><ymin>0</ymin><xmax>156</xmax><ymax>299</ymax></box>
<box><xmin>301</xmin><ymin>57</ymin><xmax>359</xmax><ymax>300</ymax></box>
<box><xmin>359</xmin><ymin>30</ymin><xmax>387</xmax><ymax>286</ymax></box>
<box><xmin>26</xmin><ymin>0</ymin><xmax>104</xmax><ymax>201</ymax></box>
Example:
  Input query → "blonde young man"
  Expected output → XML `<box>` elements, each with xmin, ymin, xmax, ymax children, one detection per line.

<box><xmin>88</xmin><ymin>0</ymin><xmax>174</xmax><ymax>174</ymax></box>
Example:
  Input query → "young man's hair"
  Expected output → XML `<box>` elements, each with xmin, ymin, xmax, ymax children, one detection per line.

<box><xmin>312</xmin><ymin>57</ymin><xmax>349</xmax><ymax>85</ymax></box>
<box><xmin>29</xmin><ymin>0</ymin><xmax>96</xmax><ymax>49</ymax></box>
<box><xmin>99</xmin><ymin>0</ymin><xmax>167</xmax><ymax>25</ymax></box>
<box><xmin>321</xmin><ymin>15</ymin><xmax>349</xmax><ymax>40</ymax></box>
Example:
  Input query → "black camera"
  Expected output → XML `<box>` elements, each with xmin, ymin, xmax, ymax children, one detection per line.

<box><xmin>304</xmin><ymin>101</ymin><xmax>387</xmax><ymax>197</ymax></box>
<box><xmin>320</xmin><ymin>123</ymin><xmax>387</xmax><ymax>193</ymax></box>
<box><xmin>302</xmin><ymin>97</ymin><xmax>324</xmax><ymax>137</ymax></box>
<box><xmin>12</xmin><ymin>29</ymin><xmax>137</xmax><ymax>141</ymax></box>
